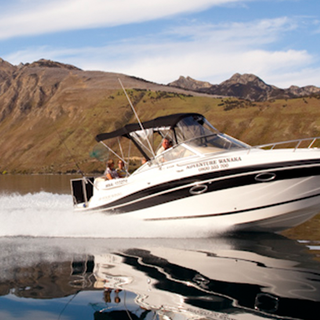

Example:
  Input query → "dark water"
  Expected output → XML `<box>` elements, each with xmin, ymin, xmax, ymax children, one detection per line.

<box><xmin>0</xmin><ymin>175</ymin><xmax>320</xmax><ymax>320</ymax></box>
<box><xmin>0</xmin><ymin>174</ymin><xmax>81</xmax><ymax>195</ymax></box>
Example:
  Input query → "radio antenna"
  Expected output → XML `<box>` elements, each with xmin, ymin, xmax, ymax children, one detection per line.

<box><xmin>118</xmin><ymin>78</ymin><xmax>156</xmax><ymax>158</ymax></box>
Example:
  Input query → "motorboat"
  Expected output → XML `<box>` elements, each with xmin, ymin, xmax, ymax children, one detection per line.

<box><xmin>71</xmin><ymin>112</ymin><xmax>320</xmax><ymax>233</ymax></box>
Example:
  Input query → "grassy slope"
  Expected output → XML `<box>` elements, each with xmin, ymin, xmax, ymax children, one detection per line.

<box><xmin>1</xmin><ymin>90</ymin><xmax>320</xmax><ymax>174</ymax></box>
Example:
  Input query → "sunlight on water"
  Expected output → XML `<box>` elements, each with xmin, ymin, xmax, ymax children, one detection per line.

<box><xmin>0</xmin><ymin>192</ymin><xmax>230</xmax><ymax>238</ymax></box>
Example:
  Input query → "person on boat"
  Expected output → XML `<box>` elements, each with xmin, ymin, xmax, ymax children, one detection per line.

<box><xmin>104</xmin><ymin>159</ymin><xmax>119</xmax><ymax>180</ymax></box>
<box><xmin>116</xmin><ymin>160</ymin><xmax>126</xmax><ymax>178</ymax></box>
<box><xmin>156</xmin><ymin>138</ymin><xmax>172</xmax><ymax>155</ymax></box>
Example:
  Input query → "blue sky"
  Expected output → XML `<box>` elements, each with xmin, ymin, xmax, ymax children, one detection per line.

<box><xmin>0</xmin><ymin>0</ymin><xmax>319</xmax><ymax>88</ymax></box>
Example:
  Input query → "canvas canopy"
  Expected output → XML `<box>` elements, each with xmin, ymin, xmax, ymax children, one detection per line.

<box><xmin>95</xmin><ymin>113</ymin><xmax>204</xmax><ymax>142</ymax></box>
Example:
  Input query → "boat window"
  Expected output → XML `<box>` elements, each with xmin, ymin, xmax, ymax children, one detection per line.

<box><xmin>186</xmin><ymin>133</ymin><xmax>248</xmax><ymax>151</ymax></box>
<box><xmin>129</xmin><ymin>129</ymin><xmax>154</xmax><ymax>158</ymax></box>
<box><xmin>152</xmin><ymin>130</ymin><xmax>175</xmax><ymax>154</ymax></box>
<box><xmin>174</xmin><ymin>115</ymin><xmax>249</xmax><ymax>153</ymax></box>
<box><xmin>175</xmin><ymin>115</ymin><xmax>219</xmax><ymax>143</ymax></box>
<box><xmin>156</xmin><ymin>144</ymin><xmax>197</xmax><ymax>163</ymax></box>
<box><xmin>214</xmin><ymin>133</ymin><xmax>249</xmax><ymax>150</ymax></box>
<box><xmin>128</xmin><ymin>115</ymin><xmax>249</xmax><ymax>163</ymax></box>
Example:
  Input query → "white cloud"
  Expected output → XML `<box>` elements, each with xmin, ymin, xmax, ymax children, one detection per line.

<box><xmin>3</xmin><ymin>14</ymin><xmax>318</xmax><ymax>88</ymax></box>
<box><xmin>264</xmin><ymin>67</ymin><xmax>320</xmax><ymax>88</ymax></box>
<box><xmin>71</xmin><ymin>17</ymin><xmax>312</xmax><ymax>87</ymax></box>
<box><xmin>107</xmin><ymin>47</ymin><xmax>313</xmax><ymax>87</ymax></box>
<box><xmin>0</xmin><ymin>0</ymin><xmax>242</xmax><ymax>40</ymax></box>
<box><xmin>171</xmin><ymin>16</ymin><xmax>297</xmax><ymax>44</ymax></box>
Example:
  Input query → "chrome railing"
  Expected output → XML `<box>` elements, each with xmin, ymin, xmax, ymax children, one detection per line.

<box><xmin>253</xmin><ymin>137</ymin><xmax>320</xmax><ymax>151</ymax></box>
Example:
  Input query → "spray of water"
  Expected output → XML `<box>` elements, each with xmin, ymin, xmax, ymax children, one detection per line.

<box><xmin>0</xmin><ymin>192</ymin><xmax>231</xmax><ymax>238</ymax></box>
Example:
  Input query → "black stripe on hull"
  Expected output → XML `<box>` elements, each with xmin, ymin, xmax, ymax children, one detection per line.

<box><xmin>145</xmin><ymin>192</ymin><xmax>320</xmax><ymax>221</ymax></box>
<box><xmin>87</xmin><ymin>159</ymin><xmax>320</xmax><ymax>214</ymax></box>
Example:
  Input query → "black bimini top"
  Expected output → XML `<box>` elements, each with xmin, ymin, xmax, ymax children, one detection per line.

<box><xmin>95</xmin><ymin>113</ymin><xmax>203</xmax><ymax>142</ymax></box>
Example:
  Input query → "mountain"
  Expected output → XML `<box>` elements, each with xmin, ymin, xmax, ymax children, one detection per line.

<box><xmin>168</xmin><ymin>76</ymin><xmax>213</xmax><ymax>91</ymax></box>
<box><xmin>0</xmin><ymin>59</ymin><xmax>205</xmax><ymax>123</ymax></box>
<box><xmin>1</xmin><ymin>58</ymin><xmax>320</xmax><ymax>174</ymax></box>
<box><xmin>169</xmin><ymin>74</ymin><xmax>320</xmax><ymax>101</ymax></box>
<box><xmin>0</xmin><ymin>58</ymin><xmax>211</xmax><ymax>174</ymax></box>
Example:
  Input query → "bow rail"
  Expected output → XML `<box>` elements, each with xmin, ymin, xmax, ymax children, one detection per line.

<box><xmin>253</xmin><ymin>137</ymin><xmax>320</xmax><ymax>151</ymax></box>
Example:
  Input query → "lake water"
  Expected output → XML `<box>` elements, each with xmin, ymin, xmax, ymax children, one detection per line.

<box><xmin>1</xmin><ymin>175</ymin><xmax>320</xmax><ymax>320</ymax></box>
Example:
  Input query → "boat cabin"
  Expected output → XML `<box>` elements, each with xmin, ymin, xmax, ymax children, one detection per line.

<box><xmin>96</xmin><ymin>113</ymin><xmax>249</xmax><ymax>164</ymax></box>
<box><xmin>71</xmin><ymin>113</ymin><xmax>249</xmax><ymax>206</ymax></box>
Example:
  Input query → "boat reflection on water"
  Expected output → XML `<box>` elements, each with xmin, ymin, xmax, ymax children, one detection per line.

<box><xmin>0</xmin><ymin>234</ymin><xmax>320</xmax><ymax>320</ymax></box>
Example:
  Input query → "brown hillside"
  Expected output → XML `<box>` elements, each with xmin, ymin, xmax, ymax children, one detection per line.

<box><xmin>0</xmin><ymin>59</ymin><xmax>214</xmax><ymax>174</ymax></box>
<box><xmin>1</xmin><ymin>59</ymin><xmax>320</xmax><ymax>174</ymax></box>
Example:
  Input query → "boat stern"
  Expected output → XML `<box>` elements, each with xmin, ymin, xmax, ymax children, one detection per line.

<box><xmin>70</xmin><ymin>177</ymin><xmax>94</xmax><ymax>207</ymax></box>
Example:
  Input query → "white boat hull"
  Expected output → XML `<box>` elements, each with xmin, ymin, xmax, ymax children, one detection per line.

<box><xmin>122</xmin><ymin>178</ymin><xmax>320</xmax><ymax>234</ymax></box>
<box><xmin>73</xmin><ymin>149</ymin><xmax>320</xmax><ymax>233</ymax></box>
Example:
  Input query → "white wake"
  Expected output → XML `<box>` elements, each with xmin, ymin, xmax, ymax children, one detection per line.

<box><xmin>0</xmin><ymin>192</ymin><xmax>228</xmax><ymax>238</ymax></box>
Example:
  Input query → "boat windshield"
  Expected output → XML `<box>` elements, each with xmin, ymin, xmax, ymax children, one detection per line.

<box><xmin>176</xmin><ymin>115</ymin><xmax>248</xmax><ymax>148</ymax></box>
<box><xmin>154</xmin><ymin>115</ymin><xmax>249</xmax><ymax>162</ymax></box>
<box><xmin>123</xmin><ymin>114</ymin><xmax>250</xmax><ymax>165</ymax></box>
<box><xmin>94</xmin><ymin>113</ymin><xmax>250</xmax><ymax>172</ymax></box>
<box><xmin>175</xmin><ymin>115</ymin><xmax>219</xmax><ymax>143</ymax></box>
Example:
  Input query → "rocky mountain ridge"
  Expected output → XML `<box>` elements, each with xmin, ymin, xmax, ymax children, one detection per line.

<box><xmin>1</xmin><ymin>57</ymin><xmax>320</xmax><ymax>174</ymax></box>
<box><xmin>0</xmin><ymin>58</ymin><xmax>205</xmax><ymax>124</ymax></box>
<box><xmin>0</xmin><ymin>58</ymin><xmax>215</xmax><ymax>174</ymax></box>
<box><xmin>169</xmin><ymin>74</ymin><xmax>320</xmax><ymax>101</ymax></box>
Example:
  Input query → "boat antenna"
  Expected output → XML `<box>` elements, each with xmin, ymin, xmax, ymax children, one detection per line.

<box><xmin>118</xmin><ymin>78</ymin><xmax>156</xmax><ymax>158</ymax></box>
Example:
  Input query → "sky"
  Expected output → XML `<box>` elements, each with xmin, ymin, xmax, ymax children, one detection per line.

<box><xmin>0</xmin><ymin>0</ymin><xmax>320</xmax><ymax>88</ymax></box>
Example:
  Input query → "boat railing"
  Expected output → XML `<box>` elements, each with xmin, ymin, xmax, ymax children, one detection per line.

<box><xmin>252</xmin><ymin>136</ymin><xmax>320</xmax><ymax>152</ymax></box>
